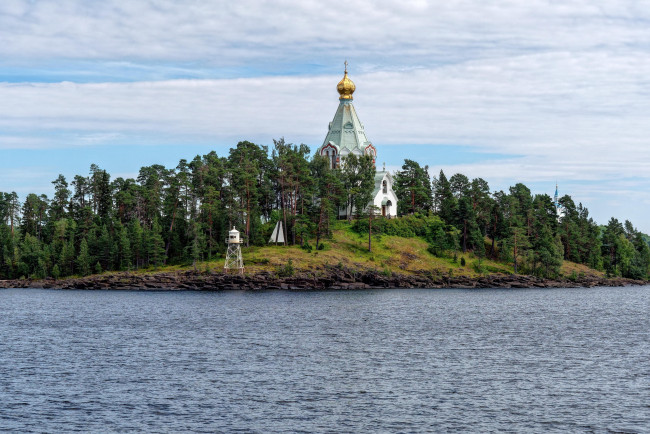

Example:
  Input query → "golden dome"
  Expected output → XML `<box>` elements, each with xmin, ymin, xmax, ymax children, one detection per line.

<box><xmin>337</xmin><ymin>63</ymin><xmax>355</xmax><ymax>100</ymax></box>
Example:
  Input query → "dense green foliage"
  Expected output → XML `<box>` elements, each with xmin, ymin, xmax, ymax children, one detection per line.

<box><xmin>0</xmin><ymin>140</ymin><xmax>357</xmax><ymax>279</ymax></box>
<box><xmin>1</xmin><ymin>140</ymin><xmax>648</xmax><ymax>280</ymax></box>
<box><xmin>358</xmin><ymin>168</ymin><xmax>649</xmax><ymax>279</ymax></box>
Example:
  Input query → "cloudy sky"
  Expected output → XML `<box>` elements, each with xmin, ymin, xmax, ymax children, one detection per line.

<box><xmin>1</xmin><ymin>0</ymin><xmax>649</xmax><ymax>230</ymax></box>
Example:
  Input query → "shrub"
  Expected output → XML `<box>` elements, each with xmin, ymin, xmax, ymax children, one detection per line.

<box><xmin>51</xmin><ymin>264</ymin><xmax>61</xmax><ymax>280</ymax></box>
<box><xmin>277</xmin><ymin>259</ymin><xmax>295</xmax><ymax>277</ymax></box>
<box><xmin>472</xmin><ymin>261</ymin><xmax>486</xmax><ymax>274</ymax></box>
<box><xmin>460</xmin><ymin>257</ymin><xmax>466</xmax><ymax>267</ymax></box>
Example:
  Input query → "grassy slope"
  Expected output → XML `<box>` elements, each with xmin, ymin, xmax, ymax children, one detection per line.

<box><xmin>243</xmin><ymin>229</ymin><xmax>512</xmax><ymax>277</ymax></box>
<box><xmin>131</xmin><ymin>223</ymin><xmax>604</xmax><ymax>279</ymax></box>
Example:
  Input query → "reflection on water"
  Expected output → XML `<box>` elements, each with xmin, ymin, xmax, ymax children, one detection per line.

<box><xmin>1</xmin><ymin>286</ymin><xmax>648</xmax><ymax>432</ymax></box>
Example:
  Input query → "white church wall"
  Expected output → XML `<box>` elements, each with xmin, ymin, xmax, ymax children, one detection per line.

<box><xmin>373</xmin><ymin>172</ymin><xmax>398</xmax><ymax>218</ymax></box>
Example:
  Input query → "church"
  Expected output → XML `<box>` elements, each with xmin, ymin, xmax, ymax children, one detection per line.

<box><xmin>317</xmin><ymin>64</ymin><xmax>398</xmax><ymax>217</ymax></box>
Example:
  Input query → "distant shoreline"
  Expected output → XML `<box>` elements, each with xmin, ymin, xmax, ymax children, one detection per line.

<box><xmin>1</xmin><ymin>267</ymin><xmax>647</xmax><ymax>291</ymax></box>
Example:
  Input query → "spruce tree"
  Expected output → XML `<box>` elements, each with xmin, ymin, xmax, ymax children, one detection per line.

<box><xmin>149</xmin><ymin>219</ymin><xmax>166</xmax><ymax>269</ymax></box>
<box><xmin>77</xmin><ymin>238</ymin><xmax>91</xmax><ymax>276</ymax></box>
<box><xmin>434</xmin><ymin>170</ymin><xmax>455</xmax><ymax>224</ymax></box>
<box><xmin>117</xmin><ymin>224</ymin><xmax>132</xmax><ymax>270</ymax></box>
<box><xmin>129</xmin><ymin>219</ymin><xmax>144</xmax><ymax>269</ymax></box>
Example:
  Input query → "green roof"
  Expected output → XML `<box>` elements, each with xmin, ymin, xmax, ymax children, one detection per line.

<box><xmin>321</xmin><ymin>99</ymin><xmax>371</xmax><ymax>155</ymax></box>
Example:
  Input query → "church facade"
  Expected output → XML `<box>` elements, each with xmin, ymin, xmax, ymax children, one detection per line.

<box><xmin>317</xmin><ymin>65</ymin><xmax>398</xmax><ymax>217</ymax></box>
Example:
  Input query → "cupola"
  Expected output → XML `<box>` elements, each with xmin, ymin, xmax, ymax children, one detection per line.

<box><xmin>337</xmin><ymin>61</ymin><xmax>355</xmax><ymax>100</ymax></box>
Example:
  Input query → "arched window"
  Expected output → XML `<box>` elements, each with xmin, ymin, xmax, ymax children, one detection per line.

<box><xmin>322</xmin><ymin>146</ymin><xmax>337</xmax><ymax>169</ymax></box>
<box><xmin>382</xmin><ymin>180</ymin><xmax>387</xmax><ymax>194</ymax></box>
<box><xmin>330</xmin><ymin>150</ymin><xmax>337</xmax><ymax>169</ymax></box>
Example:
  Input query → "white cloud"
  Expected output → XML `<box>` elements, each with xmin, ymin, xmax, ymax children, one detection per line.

<box><xmin>1</xmin><ymin>0</ymin><xmax>649</xmax><ymax>66</ymax></box>
<box><xmin>1</xmin><ymin>50</ymin><xmax>648</xmax><ymax>181</ymax></box>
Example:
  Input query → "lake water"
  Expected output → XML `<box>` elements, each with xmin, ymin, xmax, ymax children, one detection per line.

<box><xmin>1</xmin><ymin>286</ymin><xmax>648</xmax><ymax>433</ymax></box>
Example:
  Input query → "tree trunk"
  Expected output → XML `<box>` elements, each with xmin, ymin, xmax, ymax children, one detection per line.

<box><xmin>208</xmin><ymin>208</ymin><xmax>213</xmax><ymax>260</ymax></box>
<box><xmin>489</xmin><ymin>214</ymin><xmax>497</xmax><ymax>258</ymax></box>
<box><xmin>368</xmin><ymin>209</ymin><xmax>373</xmax><ymax>252</ymax></box>
<box><xmin>292</xmin><ymin>186</ymin><xmax>297</xmax><ymax>245</ymax></box>
<box><xmin>246</xmin><ymin>187</ymin><xmax>251</xmax><ymax>247</ymax></box>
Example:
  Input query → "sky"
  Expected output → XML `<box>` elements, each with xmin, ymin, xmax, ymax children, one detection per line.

<box><xmin>1</xmin><ymin>0</ymin><xmax>650</xmax><ymax>231</ymax></box>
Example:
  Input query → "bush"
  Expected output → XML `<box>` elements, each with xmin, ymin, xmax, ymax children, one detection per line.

<box><xmin>472</xmin><ymin>261</ymin><xmax>486</xmax><ymax>274</ymax></box>
<box><xmin>277</xmin><ymin>259</ymin><xmax>295</xmax><ymax>277</ymax></box>
<box><xmin>352</xmin><ymin>214</ymin><xmax>446</xmax><ymax>238</ymax></box>
<box><xmin>51</xmin><ymin>264</ymin><xmax>61</xmax><ymax>280</ymax></box>
<box><xmin>460</xmin><ymin>257</ymin><xmax>466</xmax><ymax>267</ymax></box>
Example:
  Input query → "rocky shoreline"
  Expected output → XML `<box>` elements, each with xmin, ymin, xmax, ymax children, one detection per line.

<box><xmin>0</xmin><ymin>265</ymin><xmax>647</xmax><ymax>290</ymax></box>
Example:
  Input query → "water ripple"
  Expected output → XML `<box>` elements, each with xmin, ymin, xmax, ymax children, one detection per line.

<box><xmin>0</xmin><ymin>286</ymin><xmax>648</xmax><ymax>433</ymax></box>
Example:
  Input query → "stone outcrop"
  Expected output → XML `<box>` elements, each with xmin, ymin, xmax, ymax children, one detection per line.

<box><xmin>0</xmin><ymin>266</ymin><xmax>647</xmax><ymax>291</ymax></box>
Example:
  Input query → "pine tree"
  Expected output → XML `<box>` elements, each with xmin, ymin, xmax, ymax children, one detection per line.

<box><xmin>393</xmin><ymin>159</ymin><xmax>433</xmax><ymax>215</ymax></box>
<box><xmin>228</xmin><ymin>141</ymin><xmax>270</xmax><ymax>246</ymax></box>
<box><xmin>449</xmin><ymin>173</ymin><xmax>470</xmax><ymax>199</ymax></box>
<box><xmin>50</xmin><ymin>174</ymin><xmax>70</xmax><ymax>222</ymax></box>
<box><xmin>310</xmin><ymin>155</ymin><xmax>345</xmax><ymax>248</ymax></box>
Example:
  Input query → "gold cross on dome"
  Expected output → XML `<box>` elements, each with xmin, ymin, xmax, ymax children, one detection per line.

<box><xmin>344</xmin><ymin>60</ymin><xmax>348</xmax><ymax>73</ymax></box>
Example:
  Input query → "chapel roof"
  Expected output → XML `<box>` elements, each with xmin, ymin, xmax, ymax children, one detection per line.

<box><xmin>321</xmin><ymin>65</ymin><xmax>372</xmax><ymax>155</ymax></box>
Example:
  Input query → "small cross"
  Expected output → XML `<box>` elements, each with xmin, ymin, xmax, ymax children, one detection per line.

<box><xmin>383</xmin><ymin>162</ymin><xmax>386</xmax><ymax>171</ymax></box>
<box><xmin>344</xmin><ymin>60</ymin><xmax>348</xmax><ymax>73</ymax></box>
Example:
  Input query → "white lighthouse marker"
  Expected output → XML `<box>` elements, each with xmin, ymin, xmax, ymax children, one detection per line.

<box><xmin>224</xmin><ymin>226</ymin><xmax>244</xmax><ymax>275</ymax></box>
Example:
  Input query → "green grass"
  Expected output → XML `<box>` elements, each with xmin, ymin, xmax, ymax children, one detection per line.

<box><xmin>212</xmin><ymin>223</ymin><xmax>516</xmax><ymax>277</ymax></box>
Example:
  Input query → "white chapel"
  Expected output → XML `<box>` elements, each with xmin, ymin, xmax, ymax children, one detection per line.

<box><xmin>317</xmin><ymin>64</ymin><xmax>398</xmax><ymax>217</ymax></box>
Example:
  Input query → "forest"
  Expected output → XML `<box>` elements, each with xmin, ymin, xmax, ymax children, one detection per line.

<box><xmin>1</xmin><ymin>139</ymin><xmax>649</xmax><ymax>281</ymax></box>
